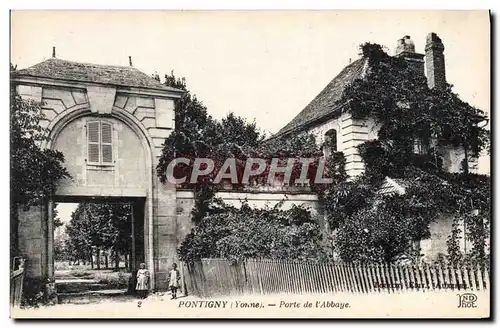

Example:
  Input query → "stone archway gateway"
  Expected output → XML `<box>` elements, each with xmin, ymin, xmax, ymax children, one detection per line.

<box><xmin>12</xmin><ymin>56</ymin><xmax>184</xmax><ymax>290</ymax></box>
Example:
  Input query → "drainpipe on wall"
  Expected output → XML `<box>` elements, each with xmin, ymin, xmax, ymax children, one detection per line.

<box><xmin>148</xmin><ymin>165</ymin><xmax>155</xmax><ymax>291</ymax></box>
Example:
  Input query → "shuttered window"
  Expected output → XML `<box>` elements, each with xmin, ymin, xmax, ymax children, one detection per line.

<box><xmin>101</xmin><ymin>122</ymin><xmax>113</xmax><ymax>163</ymax></box>
<box><xmin>87</xmin><ymin>120</ymin><xmax>114</xmax><ymax>165</ymax></box>
<box><xmin>87</xmin><ymin>121</ymin><xmax>100</xmax><ymax>163</ymax></box>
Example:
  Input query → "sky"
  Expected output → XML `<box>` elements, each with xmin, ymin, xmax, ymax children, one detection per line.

<box><xmin>11</xmin><ymin>10</ymin><xmax>491</xmax><ymax>222</ymax></box>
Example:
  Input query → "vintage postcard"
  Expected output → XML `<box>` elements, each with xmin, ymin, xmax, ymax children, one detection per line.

<box><xmin>9</xmin><ymin>10</ymin><xmax>491</xmax><ymax>319</ymax></box>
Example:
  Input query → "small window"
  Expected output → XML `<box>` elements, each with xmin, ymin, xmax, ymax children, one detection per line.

<box><xmin>323</xmin><ymin>129</ymin><xmax>337</xmax><ymax>158</ymax></box>
<box><xmin>87</xmin><ymin>120</ymin><xmax>114</xmax><ymax>165</ymax></box>
<box><xmin>413</xmin><ymin>137</ymin><xmax>429</xmax><ymax>155</ymax></box>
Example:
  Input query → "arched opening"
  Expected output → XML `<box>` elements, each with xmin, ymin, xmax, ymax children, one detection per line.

<box><xmin>41</xmin><ymin>106</ymin><xmax>156</xmax><ymax>296</ymax></box>
<box><xmin>50</xmin><ymin>197</ymin><xmax>145</xmax><ymax>302</ymax></box>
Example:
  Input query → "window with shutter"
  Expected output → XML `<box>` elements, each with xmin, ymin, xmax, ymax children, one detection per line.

<box><xmin>87</xmin><ymin>120</ymin><xmax>114</xmax><ymax>165</ymax></box>
<box><xmin>87</xmin><ymin>121</ymin><xmax>100</xmax><ymax>163</ymax></box>
<box><xmin>101</xmin><ymin>122</ymin><xmax>113</xmax><ymax>163</ymax></box>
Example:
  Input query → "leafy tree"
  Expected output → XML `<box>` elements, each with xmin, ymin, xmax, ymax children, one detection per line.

<box><xmin>157</xmin><ymin>71</ymin><xmax>266</xmax><ymax>183</ymax></box>
<box><xmin>156</xmin><ymin>72</ymin><xmax>274</xmax><ymax>225</ymax></box>
<box><xmin>10</xmin><ymin>64</ymin><xmax>70</xmax><ymax>258</ymax></box>
<box><xmin>65</xmin><ymin>203</ymin><xmax>133</xmax><ymax>268</ymax></box>
<box><xmin>53</xmin><ymin>233</ymin><xmax>68</xmax><ymax>261</ymax></box>
<box><xmin>156</xmin><ymin>71</ymin><xmax>216</xmax><ymax>183</ymax></box>
<box><xmin>65</xmin><ymin>204</ymin><xmax>96</xmax><ymax>266</ymax></box>
<box><xmin>156</xmin><ymin>72</ymin><xmax>325</xmax><ymax>192</ymax></box>
<box><xmin>106</xmin><ymin>203</ymin><xmax>134</xmax><ymax>269</ymax></box>
<box><xmin>10</xmin><ymin>65</ymin><xmax>70</xmax><ymax>207</ymax></box>
<box><xmin>217</xmin><ymin>112</ymin><xmax>263</xmax><ymax>148</ymax></box>
<box><xmin>52</xmin><ymin>204</ymin><xmax>64</xmax><ymax>230</ymax></box>
<box><xmin>157</xmin><ymin>73</ymin><xmax>347</xmax><ymax>263</ymax></box>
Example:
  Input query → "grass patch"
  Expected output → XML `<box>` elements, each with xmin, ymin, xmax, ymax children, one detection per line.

<box><xmin>70</xmin><ymin>271</ymin><xmax>93</xmax><ymax>278</ymax></box>
<box><xmin>96</xmin><ymin>272</ymin><xmax>130</xmax><ymax>289</ymax></box>
<box><xmin>57</xmin><ymin>267</ymin><xmax>132</xmax><ymax>289</ymax></box>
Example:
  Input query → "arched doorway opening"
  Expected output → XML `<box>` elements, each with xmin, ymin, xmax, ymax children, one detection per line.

<box><xmin>50</xmin><ymin>196</ymin><xmax>146</xmax><ymax>302</ymax></box>
<box><xmin>42</xmin><ymin>106</ymin><xmax>155</xmax><ymax>296</ymax></box>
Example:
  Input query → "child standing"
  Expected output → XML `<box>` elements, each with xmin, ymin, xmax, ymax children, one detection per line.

<box><xmin>136</xmin><ymin>263</ymin><xmax>149</xmax><ymax>299</ymax></box>
<box><xmin>167</xmin><ymin>263</ymin><xmax>181</xmax><ymax>300</ymax></box>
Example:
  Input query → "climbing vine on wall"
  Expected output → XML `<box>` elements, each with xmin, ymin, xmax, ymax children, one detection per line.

<box><xmin>321</xmin><ymin>43</ymin><xmax>491</xmax><ymax>265</ymax></box>
<box><xmin>338</xmin><ymin>43</ymin><xmax>489</xmax><ymax>177</ymax></box>
<box><xmin>178</xmin><ymin>201</ymin><xmax>330</xmax><ymax>262</ymax></box>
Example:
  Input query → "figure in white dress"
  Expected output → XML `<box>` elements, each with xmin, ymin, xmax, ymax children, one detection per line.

<box><xmin>167</xmin><ymin>263</ymin><xmax>181</xmax><ymax>299</ymax></box>
<box><xmin>136</xmin><ymin>263</ymin><xmax>149</xmax><ymax>299</ymax></box>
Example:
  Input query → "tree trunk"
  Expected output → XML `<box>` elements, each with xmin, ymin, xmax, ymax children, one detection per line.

<box><xmin>114</xmin><ymin>251</ymin><xmax>120</xmax><ymax>270</ymax></box>
<box><xmin>463</xmin><ymin>144</ymin><xmax>469</xmax><ymax>175</ymax></box>
<box><xmin>124</xmin><ymin>254</ymin><xmax>129</xmax><ymax>271</ymax></box>
<box><xmin>105</xmin><ymin>253</ymin><xmax>109</xmax><ymax>269</ymax></box>
<box><xmin>90</xmin><ymin>252</ymin><xmax>94</xmax><ymax>269</ymax></box>
<box><xmin>96</xmin><ymin>248</ymin><xmax>101</xmax><ymax>270</ymax></box>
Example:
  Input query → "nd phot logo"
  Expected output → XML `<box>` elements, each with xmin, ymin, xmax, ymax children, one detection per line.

<box><xmin>457</xmin><ymin>293</ymin><xmax>478</xmax><ymax>308</ymax></box>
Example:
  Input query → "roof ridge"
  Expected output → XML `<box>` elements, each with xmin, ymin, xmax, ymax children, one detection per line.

<box><xmin>20</xmin><ymin>57</ymin><xmax>140</xmax><ymax>71</ymax></box>
<box><xmin>274</xmin><ymin>57</ymin><xmax>366</xmax><ymax>137</ymax></box>
<box><xmin>13</xmin><ymin>57</ymin><xmax>184</xmax><ymax>93</ymax></box>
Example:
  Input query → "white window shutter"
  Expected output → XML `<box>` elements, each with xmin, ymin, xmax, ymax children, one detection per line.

<box><xmin>101</xmin><ymin>122</ymin><xmax>113</xmax><ymax>163</ymax></box>
<box><xmin>88</xmin><ymin>121</ymin><xmax>100</xmax><ymax>163</ymax></box>
<box><xmin>101</xmin><ymin>122</ymin><xmax>112</xmax><ymax>143</ymax></box>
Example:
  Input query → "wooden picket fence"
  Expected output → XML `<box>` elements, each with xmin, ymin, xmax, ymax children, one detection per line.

<box><xmin>10</xmin><ymin>258</ymin><xmax>25</xmax><ymax>307</ymax></box>
<box><xmin>182</xmin><ymin>259</ymin><xmax>490</xmax><ymax>297</ymax></box>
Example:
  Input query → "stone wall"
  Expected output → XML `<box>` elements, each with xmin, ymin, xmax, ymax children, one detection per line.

<box><xmin>420</xmin><ymin>214</ymin><xmax>454</xmax><ymax>262</ymax></box>
<box><xmin>17</xmin><ymin>204</ymin><xmax>48</xmax><ymax>278</ymax></box>
<box><xmin>420</xmin><ymin>214</ymin><xmax>466</xmax><ymax>263</ymax></box>
<box><xmin>421</xmin><ymin>213</ymin><xmax>490</xmax><ymax>263</ymax></box>
<box><xmin>153</xmin><ymin>182</ymin><xmax>178</xmax><ymax>289</ymax></box>
<box><xmin>112</xmin><ymin>93</ymin><xmax>174</xmax><ymax>158</ymax></box>
<box><xmin>176</xmin><ymin>190</ymin><xmax>320</xmax><ymax>216</ymax></box>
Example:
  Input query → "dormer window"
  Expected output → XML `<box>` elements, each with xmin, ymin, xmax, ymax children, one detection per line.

<box><xmin>87</xmin><ymin>120</ymin><xmax>113</xmax><ymax>165</ymax></box>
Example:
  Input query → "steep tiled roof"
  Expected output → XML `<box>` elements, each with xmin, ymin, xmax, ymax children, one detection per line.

<box><xmin>275</xmin><ymin>58</ymin><xmax>367</xmax><ymax>137</ymax></box>
<box><xmin>12</xmin><ymin>58</ymin><xmax>182</xmax><ymax>93</ymax></box>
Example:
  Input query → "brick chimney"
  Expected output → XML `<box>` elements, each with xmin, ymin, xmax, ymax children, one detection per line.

<box><xmin>395</xmin><ymin>36</ymin><xmax>425</xmax><ymax>75</ymax></box>
<box><xmin>425</xmin><ymin>33</ymin><xmax>446</xmax><ymax>90</ymax></box>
